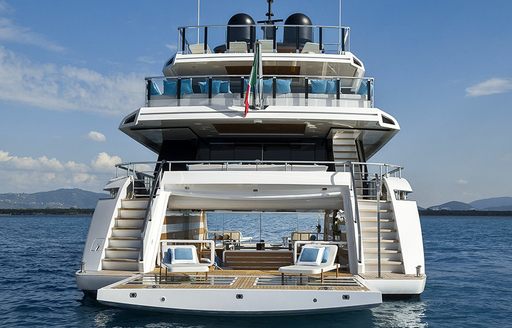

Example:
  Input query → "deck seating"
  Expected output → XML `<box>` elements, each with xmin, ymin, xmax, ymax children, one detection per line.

<box><xmin>160</xmin><ymin>245</ymin><xmax>210</xmax><ymax>281</ymax></box>
<box><xmin>189</xmin><ymin>43</ymin><xmax>212</xmax><ymax>54</ymax></box>
<box><xmin>301</xmin><ymin>42</ymin><xmax>321</xmax><ymax>54</ymax></box>
<box><xmin>227</xmin><ymin>41</ymin><xmax>248</xmax><ymax>53</ymax></box>
<box><xmin>279</xmin><ymin>244</ymin><xmax>340</xmax><ymax>282</ymax></box>
<box><xmin>260</xmin><ymin>39</ymin><xmax>274</xmax><ymax>53</ymax></box>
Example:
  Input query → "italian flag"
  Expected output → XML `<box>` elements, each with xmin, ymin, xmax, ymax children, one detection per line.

<box><xmin>244</xmin><ymin>42</ymin><xmax>261</xmax><ymax>117</ymax></box>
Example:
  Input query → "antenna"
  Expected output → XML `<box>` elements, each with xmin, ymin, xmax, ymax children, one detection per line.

<box><xmin>257</xmin><ymin>0</ymin><xmax>283</xmax><ymax>39</ymax></box>
<box><xmin>197</xmin><ymin>0</ymin><xmax>201</xmax><ymax>43</ymax></box>
<box><xmin>338</xmin><ymin>0</ymin><xmax>342</xmax><ymax>53</ymax></box>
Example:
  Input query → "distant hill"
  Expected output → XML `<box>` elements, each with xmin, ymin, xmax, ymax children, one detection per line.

<box><xmin>428</xmin><ymin>201</ymin><xmax>475</xmax><ymax>211</ymax></box>
<box><xmin>428</xmin><ymin>197</ymin><xmax>512</xmax><ymax>211</ymax></box>
<box><xmin>0</xmin><ymin>188</ymin><xmax>107</xmax><ymax>209</ymax></box>
<box><xmin>470</xmin><ymin>197</ymin><xmax>512</xmax><ymax>210</ymax></box>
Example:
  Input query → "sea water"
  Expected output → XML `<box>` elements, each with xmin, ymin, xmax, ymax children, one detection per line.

<box><xmin>0</xmin><ymin>214</ymin><xmax>511</xmax><ymax>327</ymax></box>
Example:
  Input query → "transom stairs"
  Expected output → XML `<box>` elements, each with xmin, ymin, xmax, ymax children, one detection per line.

<box><xmin>331</xmin><ymin>131</ymin><xmax>404</xmax><ymax>274</ymax></box>
<box><xmin>102</xmin><ymin>198</ymin><xmax>149</xmax><ymax>271</ymax></box>
<box><xmin>358</xmin><ymin>199</ymin><xmax>404</xmax><ymax>273</ymax></box>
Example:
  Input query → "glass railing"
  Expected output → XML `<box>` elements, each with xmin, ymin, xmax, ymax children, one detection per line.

<box><xmin>176</xmin><ymin>24</ymin><xmax>350</xmax><ymax>55</ymax></box>
<box><xmin>145</xmin><ymin>74</ymin><xmax>374</xmax><ymax>108</ymax></box>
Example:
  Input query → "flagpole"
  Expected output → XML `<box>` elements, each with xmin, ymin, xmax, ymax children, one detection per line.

<box><xmin>197</xmin><ymin>0</ymin><xmax>201</xmax><ymax>43</ymax></box>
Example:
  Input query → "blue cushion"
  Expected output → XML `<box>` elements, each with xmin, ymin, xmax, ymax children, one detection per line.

<box><xmin>198</xmin><ymin>80</ymin><xmax>222</xmax><ymax>94</ymax></box>
<box><xmin>163</xmin><ymin>78</ymin><xmax>192</xmax><ymax>96</ymax></box>
<box><xmin>163</xmin><ymin>80</ymin><xmax>176</xmax><ymax>96</ymax></box>
<box><xmin>174</xmin><ymin>248</ymin><xmax>194</xmax><ymax>261</ymax></box>
<box><xmin>321</xmin><ymin>247</ymin><xmax>329</xmax><ymax>263</ymax></box>
<box><xmin>150</xmin><ymin>81</ymin><xmax>161</xmax><ymax>96</ymax></box>
<box><xmin>299</xmin><ymin>247</ymin><xmax>320</xmax><ymax>262</ymax></box>
<box><xmin>358</xmin><ymin>81</ymin><xmax>368</xmax><ymax>96</ymax></box>
<box><xmin>276</xmin><ymin>79</ymin><xmax>291</xmax><ymax>94</ymax></box>
<box><xmin>181</xmin><ymin>78</ymin><xmax>192</xmax><ymax>94</ymax></box>
<box><xmin>220</xmin><ymin>81</ymin><xmax>231</xmax><ymax>93</ymax></box>
<box><xmin>311</xmin><ymin>79</ymin><xmax>327</xmax><ymax>93</ymax></box>
<box><xmin>198</xmin><ymin>81</ymin><xmax>207</xmax><ymax>93</ymax></box>
<box><xmin>326</xmin><ymin>80</ymin><xmax>338</xmax><ymax>94</ymax></box>
<box><xmin>263</xmin><ymin>79</ymin><xmax>272</xmax><ymax>93</ymax></box>
<box><xmin>163</xmin><ymin>249</ymin><xmax>172</xmax><ymax>264</ymax></box>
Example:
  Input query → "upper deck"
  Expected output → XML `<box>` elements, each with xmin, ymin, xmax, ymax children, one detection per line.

<box><xmin>120</xmin><ymin>14</ymin><xmax>398</xmax><ymax>156</ymax></box>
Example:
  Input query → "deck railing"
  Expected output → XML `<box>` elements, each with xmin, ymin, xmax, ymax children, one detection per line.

<box><xmin>145</xmin><ymin>74</ymin><xmax>374</xmax><ymax>108</ymax></box>
<box><xmin>176</xmin><ymin>24</ymin><xmax>350</xmax><ymax>55</ymax></box>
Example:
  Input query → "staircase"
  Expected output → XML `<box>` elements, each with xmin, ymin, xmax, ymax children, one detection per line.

<box><xmin>358</xmin><ymin>199</ymin><xmax>404</xmax><ymax>273</ymax></box>
<box><xmin>332</xmin><ymin>131</ymin><xmax>359</xmax><ymax>172</ymax></box>
<box><xmin>102</xmin><ymin>198</ymin><xmax>149</xmax><ymax>271</ymax></box>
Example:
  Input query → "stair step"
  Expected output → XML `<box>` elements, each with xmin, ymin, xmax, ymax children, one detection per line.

<box><xmin>360</xmin><ymin>218</ymin><xmax>394</xmax><ymax>222</ymax></box>
<box><xmin>118</xmin><ymin>209</ymin><xmax>146</xmax><ymax>219</ymax></box>
<box><xmin>102</xmin><ymin>258</ymin><xmax>139</xmax><ymax>271</ymax></box>
<box><xmin>365</xmin><ymin>249</ymin><xmax>401</xmax><ymax>254</ymax></box>
<box><xmin>116</xmin><ymin>218</ymin><xmax>144</xmax><ymax>228</ymax></box>
<box><xmin>112</xmin><ymin>227</ymin><xmax>142</xmax><ymax>237</ymax></box>
<box><xmin>121</xmin><ymin>199</ymin><xmax>149</xmax><ymax>209</ymax></box>
<box><xmin>109</xmin><ymin>237</ymin><xmax>142</xmax><ymax>248</ymax></box>
<box><xmin>363</xmin><ymin>238</ymin><xmax>398</xmax><ymax>243</ymax></box>
<box><xmin>365</xmin><ymin>259</ymin><xmax>403</xmax><ymax>265</ymax></box>
<box><xmin>362</xmin><ymin>228</ymin><xmax>395</xmax><ymax>233</ymax></box>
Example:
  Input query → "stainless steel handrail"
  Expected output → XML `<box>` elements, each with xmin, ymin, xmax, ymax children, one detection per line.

<box><xmin>145</xmin><ymin>74</ymin><xmax>373</xmax><ymax>81</ymax></box>
<box><xmin>115</xmin><ymin>160</ymin><xmax>402</xmax><ymax>172</ymax></box>
<box><xmin>139</xmin><ymin>160</ymin><xmax>166</xmax><ymax>262</ymax></box>
<box><xmin>349</xmin><ymin>163</ymin><xmax>363</xmax><ymax>264</ymax></box>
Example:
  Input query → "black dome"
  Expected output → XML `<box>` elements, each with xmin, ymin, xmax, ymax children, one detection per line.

<box><xmin>284</xmin><ymin>13</ymin><xmax>313</xmax><ymax>26</ymax></box>
<box><xmin>228</xmin><ymin>13</ymin><xmax>255</xmax><ymax>25</ymax></box>
<box><xmin>283</xmin><ymin>13</ymin><xmax>314</xmax><ymax>47</ymax></box>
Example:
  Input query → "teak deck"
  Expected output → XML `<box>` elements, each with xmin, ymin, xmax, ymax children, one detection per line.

<box><xmin>113</xmin><ymin>269</ymin><xmax>370</xmax><ymax>291</ymax></box>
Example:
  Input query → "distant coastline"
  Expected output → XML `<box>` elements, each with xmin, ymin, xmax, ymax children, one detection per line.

<box><xmin>419</xmin><ymin>209</ymin><xmax>512</xmax><ymax>217</ymax></box>
<box><xmin>0</xmin><ymin>208</ymin><xmax>94</xmax><ymax>216</ymax></box>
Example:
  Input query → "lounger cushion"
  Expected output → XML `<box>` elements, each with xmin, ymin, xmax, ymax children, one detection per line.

<box><xmin>321</xmin><ymin>247</ymin><xmax>330</xmax><ymax>263</ymax></box>
<box><xmin>171</xmin><ymin>247</ymin><xmax>196</xmax><ymax>264</ymax></box>
<box><xmin>297</xmin><ymin>246</ymin><xmax>324</xmax><ymax>266</ymax></box>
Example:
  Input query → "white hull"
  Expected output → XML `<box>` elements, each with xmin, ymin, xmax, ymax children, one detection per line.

<box><xmin>98</xmin><ymin>284</ymin><xmax>382</xmax><ymax>315</ymax></box>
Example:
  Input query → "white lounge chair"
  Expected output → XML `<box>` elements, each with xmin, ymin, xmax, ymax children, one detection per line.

<box><xmin>301</xmin><ymin>42</ymin><xmax>321</xmax><ymax>54</ymax></box>
<box><xmin>279</xmin><ymin>244</ymin><xmax>340</xmax><ymax>283</ymax></box>
<box><xmin>259</xmin><ymin>39</ymin><xmax>274</xmax><ymax>53</ymax></box>
<box><xmin>189</xmin><ymin>43</ymin><xmax>212</xmax><ymax>54</ymax></box>
<box><xmin>228</xmin><ymin>41</ymin><xmax>248</xmax><ymax>53</ymax></box>
<box><xmin>160</xmin><ymin>245</ymin><xmax>210</xmax><ymax>281</ymax></box>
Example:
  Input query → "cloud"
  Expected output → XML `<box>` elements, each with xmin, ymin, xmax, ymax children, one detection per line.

<box><xmin>0</xmin><ymin>17</ymin><xmax>65</xmax><ymax>52</ymax></box>
<box><xmin>136</xmin><ymin>56</ymin><xmax>159</xmax><ymax>64</ymax></box>
<box><xmin>0</xmin><ymin>47</ymin><xmax>145</xmax><ymax>115</ymax></box>
<box><xmin>466</xmin><ymin>78</ymin><xmax>512</xmax><ymax>97</ymax></box>
<box><xmin>87</xmin><ymin>131</ymin><xmax>106</xmax><ymax>142</ymax></box>
<box><xmin>91</xmin><ymin>152</ymin><xmax>122</xmax><ymax>172</ymax></box>
<box><xmin>0</xmin><ymin>150</ymin><xmax>123</xmax><ymax>192</ymax></box>
<box><xmin>456</xmin><ymin>179</ymin><xmax>469</xmax><ymax>185</ymax></box>
<box><xmin>0</xmin><ymin>1</ymin><xmax>12</xmax><ymax>14</ymax></box>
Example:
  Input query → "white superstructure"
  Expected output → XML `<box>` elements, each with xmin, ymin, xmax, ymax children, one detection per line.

<box><xmin>76</xmin><ymin>4</ymin><xmax>426</xmax><ymax>315</ymax></box>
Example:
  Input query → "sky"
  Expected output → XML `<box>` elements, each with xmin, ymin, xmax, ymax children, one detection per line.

<box><xmin>0</xmin><ymin>0</ymin><xmax>511</xmax><ymax>207</ymax></box>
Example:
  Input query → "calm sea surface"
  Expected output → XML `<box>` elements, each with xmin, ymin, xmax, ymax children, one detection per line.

<box><xmin>0</xmin><ymin>214</ymin><xmax>511</xmax><ymax>327</ymax></box>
